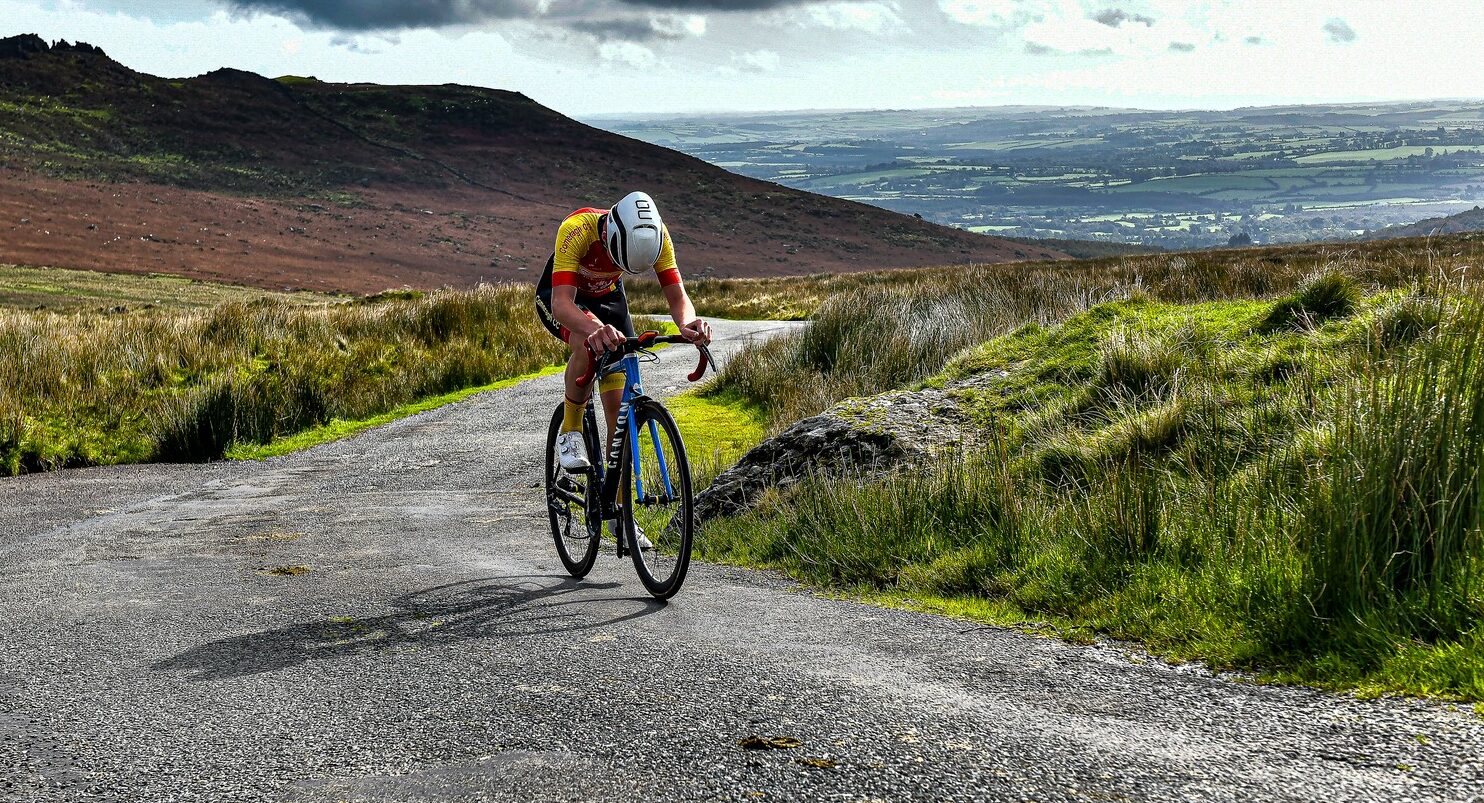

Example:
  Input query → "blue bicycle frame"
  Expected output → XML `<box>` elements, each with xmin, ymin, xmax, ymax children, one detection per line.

<box><xmin>597</xmin><ymin>353</ymin><xmax>676</xmax><ymax>530</ymax></box>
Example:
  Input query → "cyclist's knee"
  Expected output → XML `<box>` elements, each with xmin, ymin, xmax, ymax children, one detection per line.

<box><xmin>566</xmin><ymin>333</ymin><xmax>589</xmax><ymax>360</ymax></box>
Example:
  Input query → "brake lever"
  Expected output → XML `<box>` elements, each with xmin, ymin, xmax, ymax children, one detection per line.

<box><xmin>688</xmin><ymin>342</ymin><xmax>715</xmax><ymax>382</ymax></box>
<box><xmin>577</xmin><ymin>343</ymin><xmax>620</xmax><ymax>388</ymax></box>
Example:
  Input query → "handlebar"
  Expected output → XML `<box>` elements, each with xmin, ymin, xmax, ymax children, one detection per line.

<box><xmin>574</xmin><ymin>330</ymin><xmax>714</xmax><ymax>388</ymax></box>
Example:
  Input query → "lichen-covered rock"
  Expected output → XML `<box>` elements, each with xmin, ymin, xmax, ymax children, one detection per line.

<box><xmin>693</xmin><ymin>386</ymin><xmax>974</xmax><ymax>525</ymax></box>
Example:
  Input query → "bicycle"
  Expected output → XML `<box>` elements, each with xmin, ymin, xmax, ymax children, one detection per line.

<box><xmin>543</xmin><ymin>331</ymin><xmax>714</xmax><ymax>599</ymax></box>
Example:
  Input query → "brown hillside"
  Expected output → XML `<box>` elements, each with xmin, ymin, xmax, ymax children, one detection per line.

<box><xmin>0</xmin><ymin>36</ymin><xmax>1067</xmax><ymax>294</ymax></box>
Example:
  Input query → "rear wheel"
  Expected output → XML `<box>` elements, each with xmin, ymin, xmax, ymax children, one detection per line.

<box><xmin>545</xmin><ymin>402</ymin><xmax>602</xmax><ymax>578</ymax></box>
<box><xmin>620</xmin><ymin>399</ymin><xmax>694</xmax><ymax>599</ymax></box>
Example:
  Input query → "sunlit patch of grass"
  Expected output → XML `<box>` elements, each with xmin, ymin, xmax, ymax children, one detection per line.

<box><xmin>665</xmin><ymin>389</ymin><xmax>767</xmax><ymax>490</ymax></box>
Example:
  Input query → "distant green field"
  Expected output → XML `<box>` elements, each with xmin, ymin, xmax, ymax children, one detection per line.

<box><xmin>1216</xmin><ymin>150</ymin><xmax>1281</xmax><ymax>160</ymax></box>
<box><xmin>800</xmin><ymin>167</ymin><xmax>930</xmax><ymax>188</ymax></box>
<box><xmin>0</xmin><ymin>265</ymin><xmax>328</xmax><ymax>311</ymax></box>
<box><xmin>1107</xmin><ymin>174</ymin><xmax>1275</xmax><ymax>193</ymax></box>
<box><xmin>1297</xmin><ymin>146</ymin><xmax>1484</xmax><ymax>164</ymax></box>
<box><xmin>946</xmin><ymin>137</ymin><xmax>1101</xmax><ymax>151</ymax></box>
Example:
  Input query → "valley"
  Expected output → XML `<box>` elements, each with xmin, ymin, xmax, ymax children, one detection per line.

<box><xmin>598</xmin><ymin>102</ymin><xmax>1484</xmax><ymax>249</ymax></box>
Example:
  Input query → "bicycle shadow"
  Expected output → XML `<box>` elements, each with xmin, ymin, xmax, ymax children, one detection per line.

<box><xmin>153</xmin><ymin>575</ymin><xmax>664</xmax><ymax>681</ymax></box>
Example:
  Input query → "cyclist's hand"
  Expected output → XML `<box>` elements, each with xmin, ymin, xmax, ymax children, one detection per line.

<box><xmin>586</xmin><ymin>324</ymin><xmax>626</xmax><ymax>354</ymax></box>
<box><xmin>679</xmin><ymin>319</ymin><xmax>712</xmax><ymax>345</ymax></box>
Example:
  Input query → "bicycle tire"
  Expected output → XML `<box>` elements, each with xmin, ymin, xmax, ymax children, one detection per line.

<box><xmin>619</xmin><ymin>398</ymin><xmax>694</xmax><ymax>599</ymax></box>
<box><xmin>545</xmin><ymin>402</ymin><xmax>602</xmax><ymax>578</ymax></box>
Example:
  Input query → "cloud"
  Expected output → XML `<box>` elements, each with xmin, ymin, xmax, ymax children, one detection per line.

<box><xmin>1024</xmin><ymin>41</ymin><xmax>1052</xmax><ymax>54</ymax></box>
<box><xmin>624</xmin><ymin>0</ymin><xmax>828</xmax><ymax>7</ymax></box>
<box><xmin>329</xmin><ymin>32</ymin><xmax>399</xmax><ymax>53</ymax></box>
<box><xmin>735</xmin><ymin>48</ymin><xmax>780</xmax><ymax>71</ymax></box>
<box><xmin>939</xmin><ymin>0</ymin><xmax>1038</xmax><ymax>27</ymax></box>
<box><xmin>1091</xmin><ymin>8</ymin><xmax>1153</xmax><ymax>28</ymax></box>
<box><xmin>803</xmin><ymin>1</ymin><xmax>902</xmax><ymax>33</ymax></box>
<box><xmin>1167</xmin><ymin>40</ymin><xmax>1193</xmax><ymax>52</ymax></box>
<box><xmin>1244</xmin><ymin>35</ymin><xmax>1262</xmax><ymax>45</ymax></box>
<box><xmin>598</xmin><ymin>39</ymin><xmax>657</xmax><ymax>67</ymax></box>
<box><xmin>1323</xmin><ymin>17</ymin><xmax>1356</xmax><ymax>43</ymax></box>
<box><xmin>224</xmin><ymin>0</ymin><xmax>539</xmax><ymax>29</ymax></box>
<box><xmin>224</xmin><ymin>0</ymin><xmax>841</xmax><ymax>32</ymax></box>
<box><xmin>566</xmin><ymin>13</ymin><xmax>706</xmax><ymax>41</ymax></box>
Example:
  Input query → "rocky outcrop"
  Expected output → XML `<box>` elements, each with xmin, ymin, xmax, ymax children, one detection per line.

<box><xmin>693</xmin><ymin>385</ymin><xmax>978</xmax><ymax>525</ymax></box>
<box><xmin>0</xmin><ymin>34</ymin><xmax>47</xmax><ymax>60</ymax></box>
<box><xmin>0</xmin><ymin>35</ymin><xmax>106</xmax><ymax>60</ymax></box>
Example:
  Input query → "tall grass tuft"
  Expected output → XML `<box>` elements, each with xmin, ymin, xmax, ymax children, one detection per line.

<box><xmin>1305</xmin><ymin>297</ymin><xmax>1484</xmax><ymax>645</ymax></box>
<box><xmin>1262</xmin><ymin>271</ymin><xmax>1361</xmax><ymax>332</ymax></box>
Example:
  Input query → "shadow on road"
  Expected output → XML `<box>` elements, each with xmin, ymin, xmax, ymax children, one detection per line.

<box><xmin>153</xmin><ymin>575</ymin><xmax>664</xmax><ymax>680</ymax></box>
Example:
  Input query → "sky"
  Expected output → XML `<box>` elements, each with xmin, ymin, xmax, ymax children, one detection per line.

<box><xmin>3</xmin><ymin>1</ymin><xmax>1481</xmax><ymax>118</ymax></box>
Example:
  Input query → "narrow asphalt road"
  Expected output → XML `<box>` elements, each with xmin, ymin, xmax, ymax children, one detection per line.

<box><xmin>3</xmin><ymin>318</ymin><xmax>1483</xmax><ymax>802</ymax></box>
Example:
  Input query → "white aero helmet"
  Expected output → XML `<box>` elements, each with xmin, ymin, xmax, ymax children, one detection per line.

<box><xmin>604</xmin><ymin>191</ymin><xmax>664</xmax><ymax>274</ymax></box>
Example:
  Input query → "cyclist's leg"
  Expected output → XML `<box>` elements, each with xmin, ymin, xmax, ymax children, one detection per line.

<box><xmin>588</xmin><ymin>287</ymin><xmax>639</xmax><ymax>447</ymax></box>
<box><xmin>535</xmin><ymin>261</ymin><xmax>594</xmax><ymax>438</ymax></box>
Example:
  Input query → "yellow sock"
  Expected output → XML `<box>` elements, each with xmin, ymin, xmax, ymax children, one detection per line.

<box><xmin>561</xmin><ymin>399</ymin><xmax>584</xmax><ymax>433</ymax></box>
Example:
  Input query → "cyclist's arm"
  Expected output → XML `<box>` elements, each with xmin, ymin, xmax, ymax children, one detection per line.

<box><xmin>550</xmin><ymin>286</ymin><xmax>598</xmax><ymax>337</ymax></box>
<box><xmin>553</xmin><ymin>286</ymin><xmax>626</xmax><ymax>352</ymax></box>
<box><xmin>662</xmin><ymin>282</ymin><xmax>711</xmax><ymax>345</ymax></box>
<box><xmin>653</xmin><ymin>228</ymin><xmax>709</xmax><ymax>344</ymax></box>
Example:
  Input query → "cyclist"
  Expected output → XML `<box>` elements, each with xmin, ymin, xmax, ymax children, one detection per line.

<box><xmin>535</xmin><ymin>191</ymin><xmax>713</xmax><ymax>543</ymax></box>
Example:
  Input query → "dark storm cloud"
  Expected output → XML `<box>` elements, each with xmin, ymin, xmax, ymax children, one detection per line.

<box><xmin>622</xmin><ymin>0</ymin><xmax>827</xmax><ymax>7</ymax></box>
<box><xmin>564</xmin><ymin>15</ymin><xmax>693</xmax><ymax>40</ymax></box>
<box><xmin>1323</xmin><ymin>18</ymin><xmax>1356</xmax><ymax>43</ymax></box>
<box><xmin>226</xmin><ymin>0</ymin><xmax>538</xmax><ymax>29</ymax></box>
<box><xmin>226</xmin><ymin>0</ymin><xmax>845</xmax><ymax>31</ymax></box>
<box><xmin>1091</xmin><ymin>8</ymin><xmax>1154</xmax><ymax>28</ymax></box>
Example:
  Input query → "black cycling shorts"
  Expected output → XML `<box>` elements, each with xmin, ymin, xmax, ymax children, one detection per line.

<box><xmin>534</xmin><ymin>254</ymin><xmax>637</xmax><ymax>343</ymax></box>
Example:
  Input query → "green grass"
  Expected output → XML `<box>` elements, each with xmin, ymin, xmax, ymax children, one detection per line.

<box><xmin>227</xmin><ymin>365</ymin><xmax>565</xmax><ymax>459</ymax></box>
<box><xmin>666</xmin><ymin>389</ymin><xmax>767</xmax><ymax>487</ymax></box>
<box><xmin>0</xmin><ymin>264</ymin><xmax>327</xmax><ymax>311</ymax></box>
<box><xmin>697</xmin><ymin>239</ymin><xmax>1473</xmax><ymax>431</ymax></box>
<box><xmin>684</xmin><ymin>243</ymin><xmax>1484</xmax><ymax>700</ymax></box>
<box><xmin>0</xmin><ymin>285</ymin><xmax>569</xmax><ymax>473</ymax></box>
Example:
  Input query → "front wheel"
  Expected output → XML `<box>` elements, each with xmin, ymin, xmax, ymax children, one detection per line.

<box><xmin>619</xmin><ymin>399</ymin><xmax>694</xmax><ymax>599</ymax></box>
<box><xmin>545</xmin><ymin>402</ymin><xmax>602</xmax><ymax>578</ymax></box>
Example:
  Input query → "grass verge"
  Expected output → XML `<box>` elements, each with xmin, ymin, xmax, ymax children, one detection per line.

<box><xmin>0</xmin><ymin>264</ymin><xmax>328</xmax><ymax>311</ymax></box>
<box><xmin>665</xmin><ymin>389</ymin><xmax>768</xmax><ymax>488</ymax></box>
<box><xmin>687</xmin><ymin>260</ymin><xmax>1484</xmax><ymax>701</ymax></box>
<box><xmin>227</xmin><ymin>365</ymin><xmax>566</xmax><ymax>460</ymax></box>
<box><xmin>0</xmin><ymin>285</ymin><xmax>570</xmax><ymax>473</ymax></box>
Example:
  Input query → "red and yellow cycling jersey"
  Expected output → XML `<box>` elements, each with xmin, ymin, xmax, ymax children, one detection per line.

<box><xmin>551</xmin><ymin>207</ymin><xmax>680</xmax><ymax>296</ymax></box>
